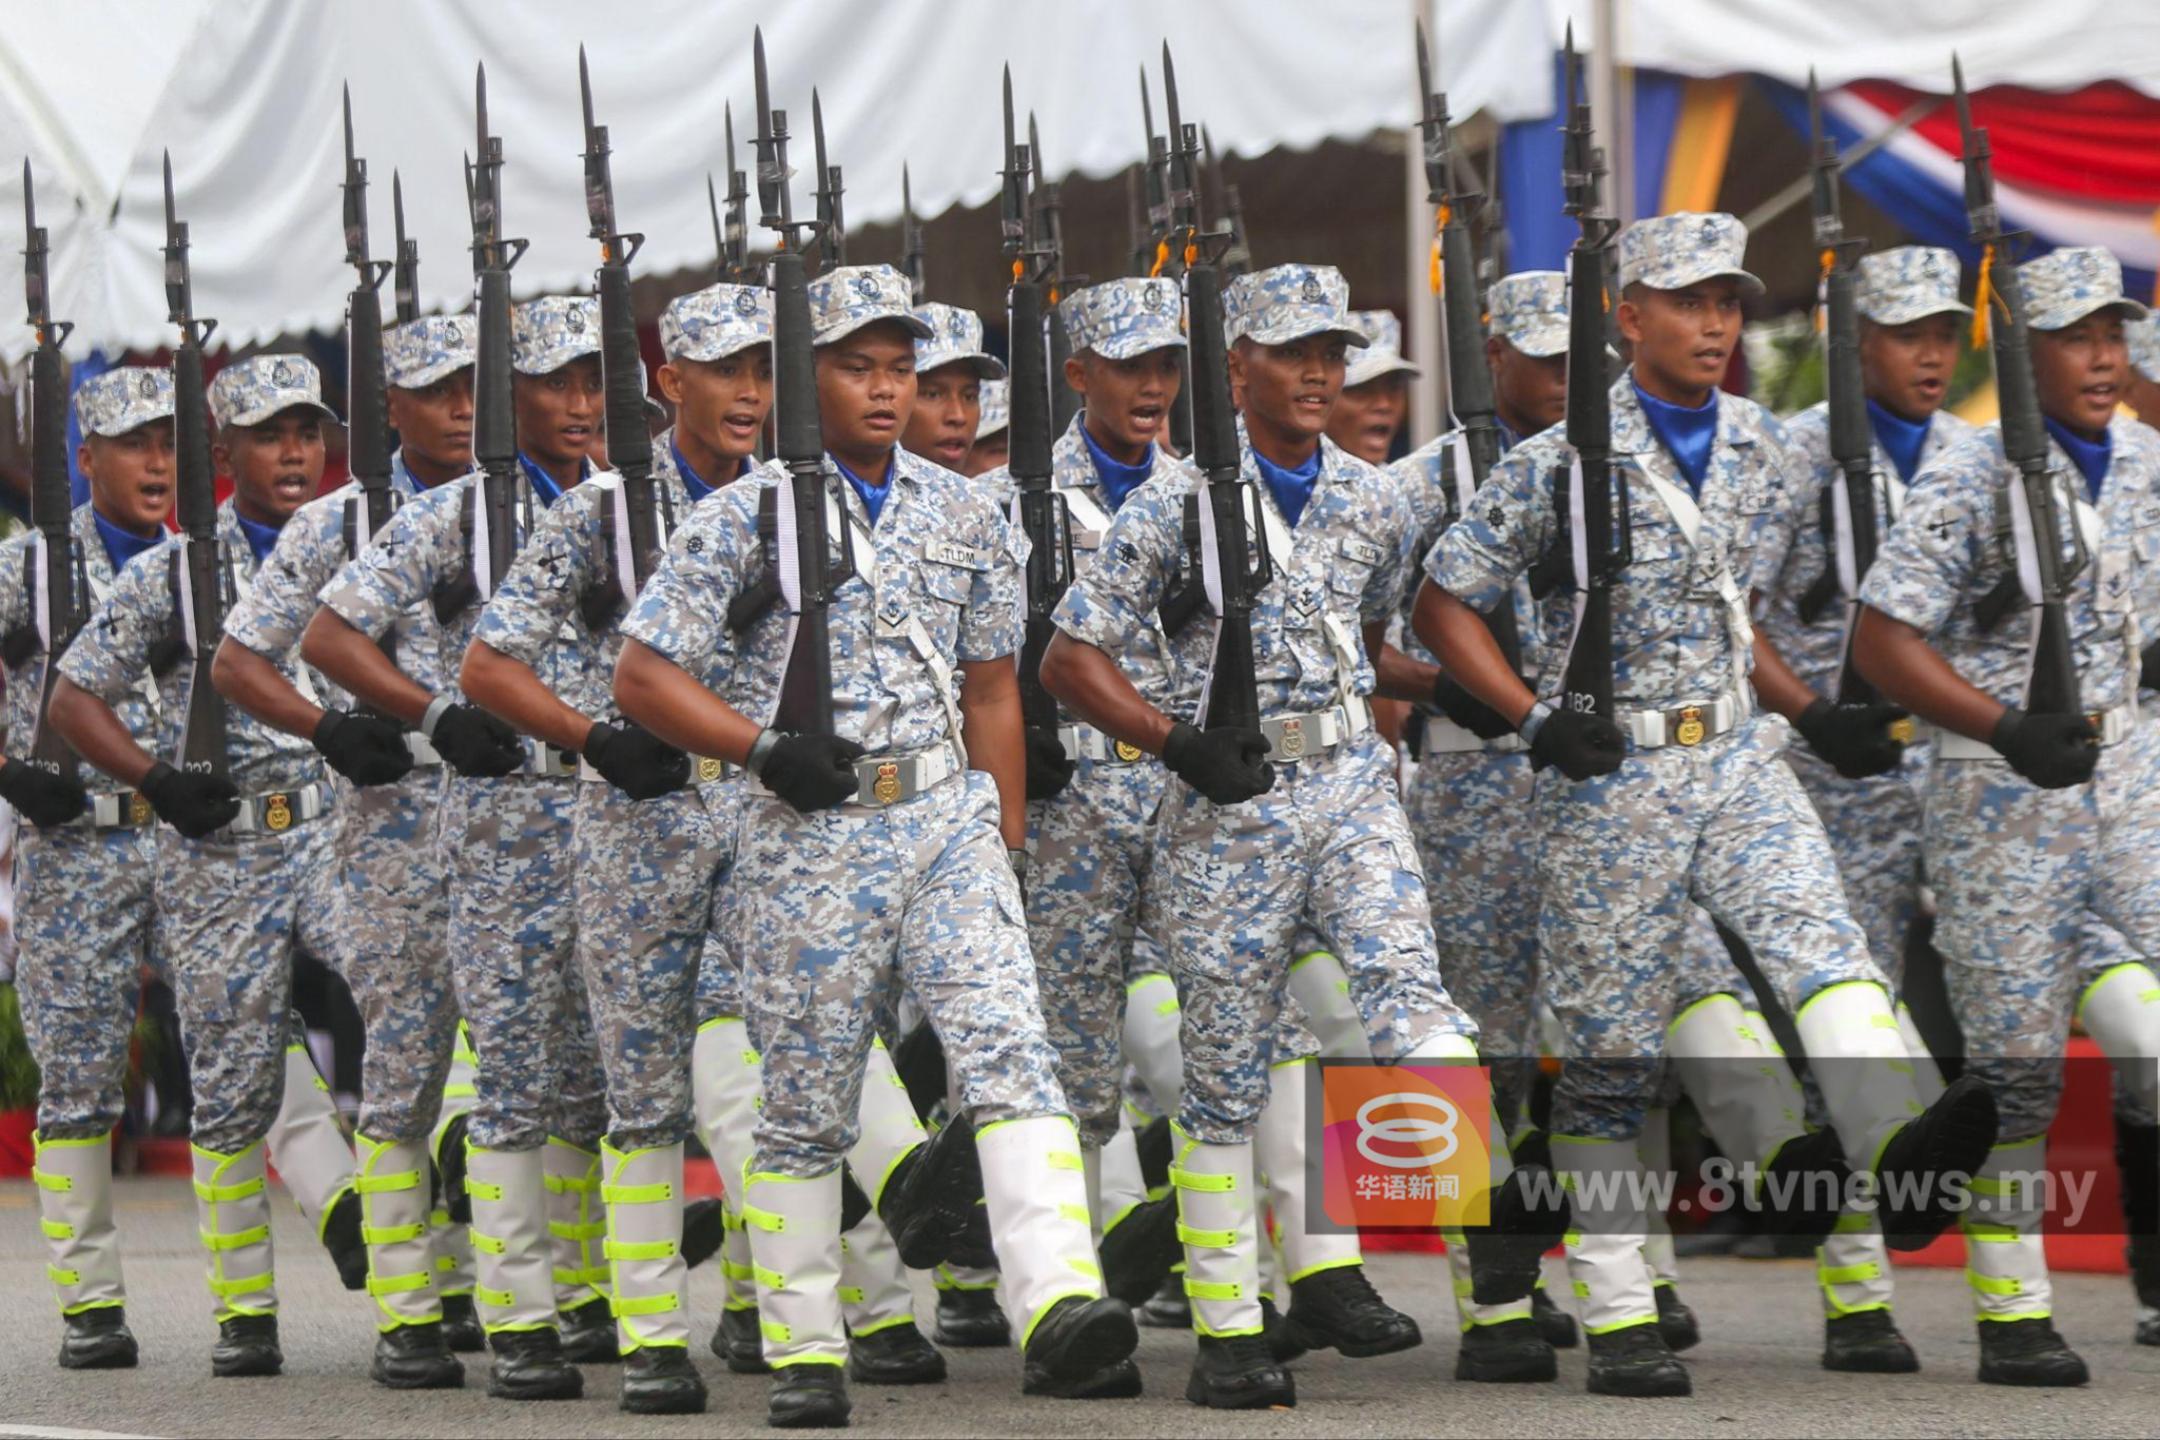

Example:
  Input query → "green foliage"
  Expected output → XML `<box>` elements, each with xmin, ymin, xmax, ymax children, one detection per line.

<box><xmin>0</xmin><ymin>983</ymin><xmax>42</xmax><ymax>1110</ymax></box>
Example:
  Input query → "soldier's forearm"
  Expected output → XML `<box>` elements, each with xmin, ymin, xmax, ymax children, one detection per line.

<box><xmin>301</xmin><ymin>608</ymin><xmax>433</xmax><ymax>726</ymax></box>
<box><xmin>461</xmin><ymin>640</ymin><xmax>593</xmax><ymax>754</ymax></box>
<box><xmin>1412</xmin><ymin>580</ymin><xmax>1535</xmax><ymax>727</ymax></box>
<box><xmin>211</xmin><ymin>636</ymin><xmax>323</xmax><ymax>741</ymax></box>
<box><xmin>1038</xmin><ymin>631</ymin><xmax>1176</xmax><ymax>756</ymax></box>
<box><xmin>958</xmin><ymin>657</ymin><xmax>1026</xmax><ymax>849</ymax></box>
<box><xmin>1852</xmin><ymin>606</ymin><xmax>2002</xmax><ymax>742</ymax></box>
<box><xmin>46</xmin><ymin>676</ymin><xmax>155</xmax><ymax>787</ymax></box>
<box><xmin>614</xmin><ymin>639</ymin><xmax>761</xmax><ymax>767</ymax></box>
<box><xmin>1369</xmin><ymin>618</ymin><xmax>1439</xmax><ymax>702</ymax></box>
<box><xmin>1748</xmin><ymin>630</ymin><xmax>1820</xmax><ymax>723</ymax></box>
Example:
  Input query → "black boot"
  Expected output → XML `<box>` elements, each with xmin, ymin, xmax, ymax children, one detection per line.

<box><xmin>933</xmin><ymin>1285</ymin><xmax>1010</xmax><ymax>1348</ymax></box>
<box><xmin>558</xmin><ymin>1297</ymin><xmax>620</xmax><ymax>1364</ymax></box>
<box><xmin>1454</xmin><ymin>1317</ymin><xmax>1558</xmax><ymax>1383</ymax></box>
<box><xmin>485</xmin><ymin>1326</ymin><xmax>583</xmax><ymax>1401</ymax></box>
<box><xmin>620</xmin><ymin>1345</ymin><xmax>707</xmax><ymax>1414</ymax></box>
<box><xmin>1654</xmin><ymin>1284</ymin><xmax>1700</xmax><ymax>1352</ymax></box>
<box><xmin>768</xmin><ymin>1364</ymin><xmax>850</xmax><ymax>1428</ymax></box>
<box><xmin>370</xmin><ymin>1321</ymin><xmax>464</xmax><ymax>1390</ymax></box>
<box><xmin>1584</xmin><ymin>1322</ymin><xmax>1690</xmax><ymax>1397</ymax></box>
<box><xmin>1261</xmin><ymin>1296</ymin><xmax>1305</xmax><ymax>1363</ymax></box>
<box><xmin>435</xmin><ymin>1112</ymin><xmax>471</xmax><ymax>1224</ymax></box>
<box><xmin>211</xmin><ymin>1313</ymin><xmax>283</xmax><ymax>1378</ymax></box>
<box><xmin>440</xmin><ymin>1292</ymin><xmax>485</xmax><ymax>1353</ymax></box>
<box><xmin>848</xmin><ymin>1321</ymin><xmax>946</xmax><ymax>1385</ymax></box>
<box><xmin>891</xmin><ymin>1021</ymin><xmax>948</xmax><ymax>1123</ymax></box>
<box><xmin>1531</xmin><ymin>1286</ymin><xmax>1578</xmax><ymax>1348</ymax></box>
<box><xmin>947</xmin><ymin>1199</ymin><xmax>998</xmax><ymax>1270</ymax></box>
<box><xmin>879</xmin><ymin>1118</ymin><xmax>984</xmax><ymax>1271</ymax></box>
<box><xmin>1822</xmin><ymin>1309</ymin><xmax>1918</xmax><ymax>1373</ymax></box>
<box><xmin>682</xmin><ymin>1196</ymin><xmax>728</xmax><ymax>1271</ymax></box>
<box><xmin>1976</xmin><ymin>1319</ymin><xmax>2088</xmax><ymax>1387</ymax></box>
<box><xmin>714</xmin><ymin>1305</ymin><xmax>771</xmax><ymax>1374</ymax></box>
<box><xmin>2114</xmin><ymin>1118</ymin><xmax>2160</xmax><ymax>1345</ymax></box>
<box><xmin>1759</xmin><ymin>1128</ymin><xmax>1852</xmax><ymax>1245</ymax></box>
<box><xmin>1283</xmin><ymin>1264</ymin><xmax>1421</xmax><ymax>1358</ymax></box>
<box><xmin>1137</xmin><ymin>1272</ymin><xmax>1190</xmax><ymax>1329</ymax></box>
<box><xmin>1021</xmin><ymin>1296</ymin><xmax>1139</xmax><ymax>1398</ymax></box>
<box><xmin>1185</xmin><ymin>1333</ymin><xmax>1295</xmax><ymax>1409</ymax></box>
<box><xmin>321</xmin><ymin>1188</ymin><xmax>369</xmax><ymax>1292</ymax></box>
<box><xmin>57</xmin><ymin>1306</ymin><xmax>138</xmax><ymax>1370</ymax></box>
<box><xmin>1463</xmin><ymin>1163</ymin><xmax>1571</xmax><ymax>1306</ymax></box>
<box><xmin>1134</xmin><ymin>1115</ymin><xmax>1172</xmax><ymax>1193</ymax></box>
<box><xmin>1100</xmin><ymin>1194</ymin><xmax>1182</xmax><ymax>1305</ymax></box>
<box><xmin>1877</xmin><ymin>1076</ymin><xmax>1999</xmax><ymax>1250</ymax></box>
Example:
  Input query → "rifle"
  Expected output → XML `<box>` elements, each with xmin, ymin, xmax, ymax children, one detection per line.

<box><xmin>717</xmin><ymin>101</ymin><xmax>753</xmax><ymax>284</ymax></box>
<box><xmin>433</xmin><ymin>63</ymin><xmax>526</xmax><ymax>624</ymax></box>
<box><xmin>341</xmin><ymin>88</ymin><xmax>397</xmax><ymax>553</ymax></box>
<box><xmin>1800</xmin><ymin>71</ymin><xmax>1897</xmax><ymax>716</ymax></box>
<box><xmin>739</xmin><ymin>26</ymin><xmax>851</xmax><ymax>734</ymax></box>
<box><xmin>1555</xmin><ymin>29</ymin><xmax>1628</xmax><ymax>723</ymax></box>
<box><xmin>1002</xmin><ymin>68</ymin><xmax>1076</xmax><ymax>743</ymax></box>
<box><xmin>900</xmin><ymin>164</ymin><xmax>927</xmax><ymax>305</ymax></box>
<box><xmin>578</xmin><ymin>47</ymin><xmax>664</xmax><ymax>627</ymax></box>
<box><xmin>1416</xmin><ymin>20</ymin><xmax>1523</xmax><ymax>675</ymax></box>
<box><xmin>1201</xmin><ymin>126</ymin><xmax>1251</xmax><ymax>280</ymax></box>
<box><xmin>1028</xmin><ymin>113</ymin><xmax>1082</xmax><ymax>435</ymax></box>
<box><xmin>1138</xmin><ymin>68</ymin><xmax>1193</xmax><ymax>456</ymax></box>
<box><xmin>1954</xmin><ymin>56</ymin><xmax>2084</xmax><ymax>718</ymax></box>
<box><xmin>392</xmin><ymin>171</ymin><xmax>419</xmax><ymax>325</ymax></box>
<box><xmin>162</xmin><ymin>154</ymin><xmax>230</xmax><ymax>781</ymax></box>
<box><xmin>1164</xmin><ymin>44</ymin><xmax>1267</xmax><ymax>734</ymax></box>
<box><xmin>15</xmin><ymin>161</ymin><xmax>84</xmax><ymax>772</ymax></box>
<box><xmin>811</xmin><ymin>89</ymin><xmax>845</xmax><ymax>273</ymax></box>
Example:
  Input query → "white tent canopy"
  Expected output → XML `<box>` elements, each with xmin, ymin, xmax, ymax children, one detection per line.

<box><xmin>2</xmin><ymin>0</ymin><xmax>2155</xmax><ymax>362</ymax></box>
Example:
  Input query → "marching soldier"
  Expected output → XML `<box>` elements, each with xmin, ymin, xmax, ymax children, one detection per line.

<box><xmin>303</xmin><ymin>297</ymin><xmax>610</xmax><ymax>1401</ymax></box>
<box><xmin>1324</xmin><ymin>309</ymin><xmax>1417</xmax><ymax>465</ymax></box>
<box><xmin>903</xmin><ymin>303</ymin><xmax>1003</xmax><ymax>473</ymax></box>
<box><xmin>213</xmin><ymin>315</ymin><xmax>476</xmax><ymax>1388</ymax></box>
<box><xmin>1415</xmin><ymin>213</ymin><xmax>1999</xmax><ymax>1396</ymax></box>
<box><xmin>49</xmin><ymin>355</ymin><xmax>357</xmax><ymax>1378</ymax></box>
<box><xmin>615</xmin><ymin>263</ymin><xmax>1138</xmax><ymax>1426</ymax></box>
<box><xmin>1854</xmin><ymin>246</ymin><xmax>2160</xmax><ymax>1385</ymax></box>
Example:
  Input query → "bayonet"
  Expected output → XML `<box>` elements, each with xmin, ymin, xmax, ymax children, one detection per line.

<box><xmin>900</xmin><ymin>164</ymin><xmax>926</xmax><ymax>304</ymax></box>
<box><xmin>340</xmin><ymin>86</ymin><xmax>397</xmax><ymax>561</ymax></box>
<box><xmin>162</xmin><ymin>152</ymin><xmax>230</xmax><ymax>779</ymax></box>
<box><xmin>391</xmin><ymin>171</ymin><xmax>419</xmax><ymax>323</ymax></box>
<box><xmin>812</xmin><ymin>88</ymin><xmax>844</xmax><ymax>269</ymax></box>
<box><xmin>722</xmin><ymin>101</ymin><xmax>751</xmax><ymax>280</ymax></box>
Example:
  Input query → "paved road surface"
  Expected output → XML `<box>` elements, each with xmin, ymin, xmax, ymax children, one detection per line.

<box><xmin>2</xmin><ymin>1176</ymin><xmax>2156</xmax><ymax>1438</ymax></box>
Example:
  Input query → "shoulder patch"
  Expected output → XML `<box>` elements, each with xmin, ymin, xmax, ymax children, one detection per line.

<box><xmin>924</xmin><ymin>540</ymin><xmax>991</xmax><ymax>571</ymax></box>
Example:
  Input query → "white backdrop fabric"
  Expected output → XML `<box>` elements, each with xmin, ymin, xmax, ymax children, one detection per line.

<box><xmin>0</xmin><ymin>0</ymin><xmax>2153</xmax><ymax>361</ymax></box>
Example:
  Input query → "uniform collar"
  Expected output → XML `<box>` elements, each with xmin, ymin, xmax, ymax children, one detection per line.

<box><xmin>89</xmin><ymin>506</ymin><xmax>165</xmax><ymax>573</ymax></box>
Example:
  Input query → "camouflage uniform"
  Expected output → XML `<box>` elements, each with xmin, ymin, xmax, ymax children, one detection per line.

<box><xmin>1342</xmin><ymin>308</ymin><xmax>1421</xmax><ymax>390</ymax></box>
<box><xmin>975</xmin><ymin>379</ymin><xmax>1010</xmax><ymax>443</ymax></box>
<box><xmin>59</xmin><ymin>356</ymin><xmax>350</xmax><ymax>1323</ymax></box>
<box><xmin>912</xmin><ymin>302</ymin><xmax>1006</xmax><ymax>380</ymax></box>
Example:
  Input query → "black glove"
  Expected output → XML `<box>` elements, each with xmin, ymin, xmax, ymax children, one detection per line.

<box><xmin>311</xmin><ymin>709</ymin><xmax>415</xmax><ymax>788</ymax></box>
<box><xmin>1991</xmin><ymin>705</ymin><xmax>2098</xmax><ymax>790</ymax></box>
<box><xmin>1009</xmin><ymin>847</ymin><xmax>1030</xmax><ymax>905</ymax></box>
<box><xmin>139</xmin><ymin>760</ymin><xmax>240</xmax><ymax>839</ymax></box>
<box><xmin>1795</xmin><ymin>698</ymin><xmax>1912</xmax><ymax>781</ymax></box>
<box><xmin>1527</xmin><ymin>708</ymin><xmax>1627</xmax><ymax>782</ymax></box>
<box><xmin>582</xmin><ymin>720</ymin><xmax>691</xmax><ymax>801</ymax></box>
<box><xmin>1024</xmin><ymin>727</ymin><xmax>1075</xmax><ymax>802</ymax></box>
<box><xmin>2142</xmin><ymin>639</ymin><xmax>2160</xmax><ymax>694</ymax></box>
<box><xmin>1431</xmin><ymin>674</ymin><xmax>1517</xmax><ymax>741</ymax></box>
<box><xmin>751</xmin><ymin>731</ymin><xmax>867</xmax><ymax>814</ymax></box>
<box><xmin>1161</xmin><ymin>721</ymin><xmax>1275</xmax><ymax>806</ymax></box>
<box><xmin>429</xmin><ymin>703</ymin><xmax>523</xmax><ymax>779</ymax></box>
<box><xmin>0</xmin><ymin>760</ymin><xmax>87</xmax><ymax>828</ymax></box>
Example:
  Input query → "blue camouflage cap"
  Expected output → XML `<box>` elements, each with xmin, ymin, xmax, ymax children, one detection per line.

<box><xmin>913</xmin><ymin>302</ymin><xmax>1006</xmax><ymax>380</ymax></box>
<box><xmin>1060</xmin><ymin>277</ymin><xmax>1186</xmax><ymax>361</ymax></box>
<box><xmin>74</xmin><ymin>365</ymin><xmax>175</xmax><ymax>438</ymax></box>
<box><xmin>1344</xmin><ymin>309</ymin><xmax>1420</xmax><ymax>388</ymax></box>
<box><xmin>2128</xmin><ymin>315</ymin><xmax>2160</xmax><ymax>384</ymax></box>
<box><xmin>1854</xmin><ymin>246</ymin><xmax>1970</xmax><ymax>326</ymax></box>
<box><xmin>384</xmin><ymin>314</ymin><xmax>476</xmax><ymax>389</ymax></box>
<box><xmin>975</xmin><ymin>378</ymin><xmax>1009</xmax><ymax>439</ymax></box>
<box><xmin>208</xmin><ymin>354</ymin><xmax>338</xmax><ymax>430</ymax></box>
<box><xmin>511</xmin><ymin>295</ymin><xmax>601</xmax><ymax>375</ymax></box>
<box><xmin>2022</xmin><ymin>245</ymin><xmax>2150</xmax><ymax>331</ymax></box>
<box><xmin>1223</xmin><ymin>263</ymin><xmax>1368</xmax><ymax>348</ymax></box>
<box><xmin>1617</xmin><ymin>211</ymin><xmax>1763</xmax><ymax>296</ymax></box>
<box><xmin>1487</xmin><ymin>271</ymin><xmax>1569</xmax><ymax>357</ymax></box>
<box><xmin>660</xmin><ymin>283</ymin><xmax>772</xmax><ymax>363</ymax></box>
<box><xmin>807</xmin><ymin>264</ymin><xmax>933</xmax><ymax>348</ymax></box>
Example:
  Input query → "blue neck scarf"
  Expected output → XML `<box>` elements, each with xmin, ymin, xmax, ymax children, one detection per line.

<box><xmin>1251</xmin><ymin>443</ymin><xmax>1322</xmax><ymax>529</ymax></box>
<box><xmin>518</xmin><ymin>452</ymin><xmax>583</xmax><ymax>509</ymax></box>
<box><xmin>671</xmin><ymin>439</ymin><xmax>715</xmax><ymax>504</ymax></box>
<box><xmin>1079</xmin><ymin>420</ymin><xmax>1156</xmax><ymax>511</ymax></box>
<box><xmin>1866</xmin><ymin>398</ymin><xmax>1933</xmax><ymax>484</ymax></box>
<box><xmin>835</xmin><ymin>455</ymin><xmax>895</xmax><ymax>526</ymax></box>
<box><xmin>235</xmin><ymin>511</ymin><xmax>284</xmax><ymax>565</ymax></box>
<box><xmin>91</xmin><ymin>509</ymin><xmax>164</xmax><ymax>574</ymax></box>
<box><xmin>1632</xmin><ymin>381</ymin><xmax>1719</xmax><ymax>494</ymax></box>
<box><xmin>2043</xmin><ymin>416</ymin><xmax>2111</xmax><ymax>501</ymax></box>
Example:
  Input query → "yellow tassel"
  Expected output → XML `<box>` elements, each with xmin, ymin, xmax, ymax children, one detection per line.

<box><xmin>1150</xmin><ymin>238</ymin><xmax>1170</xmax><ymax>279</ymax></box>
<box><xmin>1815</xmin><ymin>248</ymin><xmax>1834</xmax><ymax>334</ymax></box>
<box><xmin>1429</xmin><ymin>206</ymin><xmax>1450</xmax><ymax>297</ymax></box>
<box><xmin>1972</xmin><ymin>242</ymin><xmax>1996</xmax><ymax>348</ymax></box>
